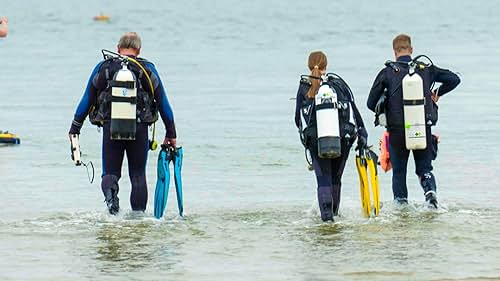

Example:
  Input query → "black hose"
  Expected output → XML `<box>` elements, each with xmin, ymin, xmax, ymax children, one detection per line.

<box><xmin>82</xmin><ymin>161</ymin><xmax>95</xmax><ymax>184</ymax></box>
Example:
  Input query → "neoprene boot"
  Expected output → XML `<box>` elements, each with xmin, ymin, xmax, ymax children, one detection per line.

<box><xmin>420</xmin><ymin>172</ymin><xmax>438</xmax><ymax>208</ymax></box>
<box><xmin>102</xmin><ymin>175</ymin><xmax>120</xmax><ymax>215</ymax></box>
<box><xmin>317</xmin><ymin>185</ymin><xmax>334</xmax><ymax>221</ymax></box>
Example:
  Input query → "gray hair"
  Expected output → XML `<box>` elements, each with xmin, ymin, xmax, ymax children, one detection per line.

<box><xmin>117</xmin><ymin>32</ymin><xmax>142</xmax><ymax>50</ymax></box>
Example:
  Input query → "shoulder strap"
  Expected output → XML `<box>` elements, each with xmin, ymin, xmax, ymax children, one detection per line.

<box><xmin>326</xmin><ymin>73</ymin><xmax>354</xmax><ymax>102</ymax></box>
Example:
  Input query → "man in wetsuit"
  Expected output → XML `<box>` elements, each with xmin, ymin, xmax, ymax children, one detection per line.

<box><xmin>367</xmin><ymin>34</ymin><xmax>460</xmax><ymax>207</ymax></box>
<box><xmin>69</xmin><ymin>32</ymin><xmax>177</xmax><ymax>214</ymax></box>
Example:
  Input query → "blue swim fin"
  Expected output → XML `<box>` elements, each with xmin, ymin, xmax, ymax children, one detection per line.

<box><xmin>154</xmin><ymin>146</ymin><xmax>171</xmax><ymax>219</ymax></box>
<box><xmin>173</xmin><ymin>147</ymin><xmax>184</xmax><ymax>216</ymax></box>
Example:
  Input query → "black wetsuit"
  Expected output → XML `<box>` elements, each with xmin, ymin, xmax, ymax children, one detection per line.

<box><xmin>69</xmin><ymin>57</ymin><xmax>176</xmax><ymax>212</ymax></box>
<box><xmin>295</xmin><ymin>75</ymin><xmax>367</xmax><ymax>221</ymax></box>
<box><xmin>367</xmin><ymin>55</ymin><xmax>460</xmax><ymax>202</ymax></box>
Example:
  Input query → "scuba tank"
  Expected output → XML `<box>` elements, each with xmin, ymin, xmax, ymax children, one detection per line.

<box><xmin>110</xmin><ymin>61</ymin><xmax>137</xmax><ymax>140</ymax></box>
<box><xmin>402</xmin><ymin>63</ymin><xmax>426</xmax><ymax>150</ymax></box>
<box><xmin>70</xmin><ymin>134</ymin><xmax>81</xmax><ymax>166</ymax></box>
<box><xmin>315</xmin><ymin>80</ymin><xmax>341</xmax><ymax>158</ymax></box>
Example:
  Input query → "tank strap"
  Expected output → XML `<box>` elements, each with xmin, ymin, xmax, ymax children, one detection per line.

<box><xmin>110</xmin><ymin>80</ymin><xmax>135</xmax><ymax>89</ymax></box>
<box><xmin>403</xmin><ymin>99</ymin><xmax>424</xmax><ymax>106</ymax></box>
<box><xmin>111</xmin><ymin>96</ymin><xmax>137</xmax><ymax>104</ymax></box>
<box><xmin>137</xmin><ymin>70</ymin><xmax>144</xmax><ymax>89</ymax></box>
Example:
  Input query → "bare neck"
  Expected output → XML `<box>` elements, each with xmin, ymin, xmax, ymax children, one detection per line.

<box><xmin>118</xmin><ymin>48</ymin><xmax>140</xmax><ymax>57</ymax></box>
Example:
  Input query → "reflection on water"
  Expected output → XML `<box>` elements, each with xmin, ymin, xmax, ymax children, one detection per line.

<box><xmin>96</xmin><ymin>222</ymin><xmax>155</xmax><ymax>267</ymax></box>
<box><xmin>92</xmin><ymin>215</ymin><xmax>192</xmax><ymax>275</ymax></box>
<box><xmin>302</xmin><ymin>222</ymin><xmax>346</xmax><ymax>249</ymax></box>
<box><xmin>0</xmin><ymin>204</ymin><xmax>499</xmax><ymax>280</ymax></box>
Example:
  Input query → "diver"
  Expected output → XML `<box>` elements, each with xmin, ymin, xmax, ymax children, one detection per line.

<box><xmin>68</xmin><ymin>32</ymin><xmax>177</xmax><ymax>215</ymax></box>
<box><xmin>367</xmin><ymin>34</ymin><xmax>460</xmax><ymax>208</ymax></box>
<box><xmin>295</xmin><ymin>51</ymin><xmax>368</xmax><ymax>221</ymax></box>
<box><xmin>0</xmin><ymin>16</ymin><xmax>8</xmax><ymax>37</ymax></box>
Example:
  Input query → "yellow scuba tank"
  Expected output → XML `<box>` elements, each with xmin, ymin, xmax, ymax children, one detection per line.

<box><xmin>110</xmin><ymin>62</ymin><xmax>137</xmax><ymax>140</ymax></box>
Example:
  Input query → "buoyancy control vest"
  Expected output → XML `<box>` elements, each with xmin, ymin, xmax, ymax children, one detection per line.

<box><xmin>299</xmin><ymin>74</ymin><xmax>357</xmax><ymax>158</ymax></box>
<box><xmin>89</xmin><ymin>57</ymin><xmax>158</xmax><ymax>134</ymax></box>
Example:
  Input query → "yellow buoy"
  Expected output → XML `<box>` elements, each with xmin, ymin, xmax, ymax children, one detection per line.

<box><xmin>93</xmin><ymin>13</ymin><xmax>110</xmax><ymax>22</ymax></box>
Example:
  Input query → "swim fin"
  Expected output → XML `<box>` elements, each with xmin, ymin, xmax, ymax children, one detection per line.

<box><xmin>173</xmin><ymin>147</ymin><xmax>184</xmax><ymax>217</ymax></box>
<box><xmin>153</xmin><ymin>145</ymin><xmax>184</xmax><ymax>219</ymax></box>
<box><xmin>154</xmin><ymin>145</ymin><xmax>171</xmax><ymax>219</ymax></box>
<box><xmin>366</xmin><ymin>149</ymin><xmax>380</xmax><ymax>216</ymax></box>
<box><xmin>356</xmin><ymin>150</ymin><xmax>371</xmax><ymax>217</ymax></box>
<box><xmin>355</xmin><ymin>147</ymin><xmax>381</xmax><ymax>218</ymax></box>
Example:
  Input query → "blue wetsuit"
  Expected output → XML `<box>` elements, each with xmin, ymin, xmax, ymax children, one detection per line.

<box><xmin>367</xmin><ymin>55</ymin><xmax>460</xmax><ymax>203</ymax></box>
<box><xmin>69</xmin><ymin>57</ymin><xmax>176</xmax><ymax>211</ymax></box>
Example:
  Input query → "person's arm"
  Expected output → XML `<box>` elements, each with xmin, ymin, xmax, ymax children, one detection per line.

<box><xmin>367</xmin><ymin>69</ymin><xmax>386</xmax><ymax>112</ymax></box>
<box><xmin>430</xmin><ymin>65</ymin><xmax>460</xmax><ymax>98</ymax></box>
<box><xmin>69</xmin><ymin>62</ymin><xmax>103</xmax><ymax>134</ymax></box>
<box><xmin>294</xmin><ymin>83</ymin><xmax>307</xmax><ymax>129</ymax></box>
<box><xmin>0</xmin><ymin>16</ymin><xmax>8</xmax><ymax>37</ymax></box>
<box><xmin>146</xmin><ymin>62</ymin><xmax>177</xmax><ymax>145</ymax></box>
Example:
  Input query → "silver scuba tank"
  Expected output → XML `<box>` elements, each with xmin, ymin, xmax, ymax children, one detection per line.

<box><xmin>110</xmin><ymin>62</ymin><xmax>137</xmax><ymax>140</ymax></box>
<box><xmin>315</xmin><ymin>82</ymin><xmax>341</xmax><ymax>158</ymax></box>
<box><xmin>402</xmin><ymin>65</ymin><xmax>427</xmax><ymax>150</ymax></box>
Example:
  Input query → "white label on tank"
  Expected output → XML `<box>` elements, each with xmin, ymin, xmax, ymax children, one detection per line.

<box><xmin>111</xmin><ymin>86</ymin><xmax>137</xmax><ymax>119</ymax></box>
<box><xmin>111</xmin><ymin>102</ymin><xmax>136</xmax><ymax>119</ymax></box>
<box><xmin>112</xmin><ymin>87</ymin><xmax>137</xmax><ymax>98</ymax></box>
<box><xmin>317</xmin><ymin>109</ymin><xmax>339</xmax><ymax>137</ymax></box>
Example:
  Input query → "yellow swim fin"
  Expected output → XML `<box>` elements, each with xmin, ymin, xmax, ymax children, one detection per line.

<box><xmin>366</xmin><ymin>149</ymin><xmax>380</xmax><ymax>216</ymax></box>
<box><xmin>356</xmin><ymin>152</ymin><xmax>371</xmax><ymax>217</ymax></box>
<box><xmin>355</xmin><ymin>148</ymin><xmax>381</xmax><ymax>218</ymax></box>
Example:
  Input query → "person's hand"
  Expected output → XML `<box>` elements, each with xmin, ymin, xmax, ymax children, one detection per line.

<box><xmin>357</xmin><ymin>135</ymin><xmax>368</xmax><ymax>150</ymax></box>
<box><xmin>68</xmin><ymin>133</ymin><xmax>78</xmax><ymax>141</ymax></box>
<box><xmin>431</xmin><ymin>89</ymin><xmax>440</xmax><ymax>103</ymax></box>
<box><xmin>0</xmin><ymin>17</ymin><xmax>8</xmax><ymax>24</ymax></box>
<box><xmin>163</xmin><ymin>137</ymin><xmax>176</xmax><ymax>147</ymax></box>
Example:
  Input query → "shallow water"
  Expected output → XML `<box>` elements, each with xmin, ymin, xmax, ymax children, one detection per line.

<box><xmin>1</xmin><ymin>0</ymin><xmax>500</xmax><ymax>280</ymax></box>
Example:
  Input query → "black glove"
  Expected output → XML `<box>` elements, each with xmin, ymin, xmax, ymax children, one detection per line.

<box><xmin>357</xmin><ymin>135</ymin><xmax>368</xmax><ymax>150</ymax></box>
<box><xmin>356</xmin><ymin>127</ymin><xmax>368</xmax><ymax>150</ymax></box>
